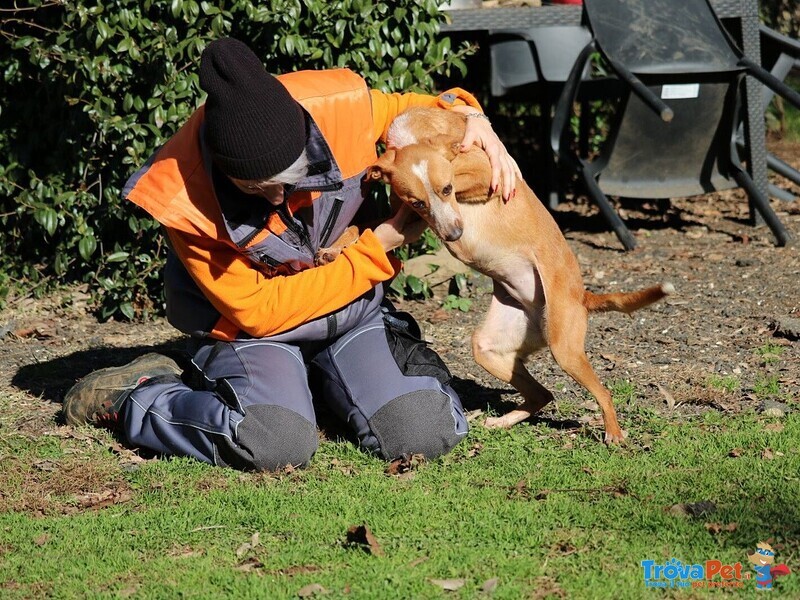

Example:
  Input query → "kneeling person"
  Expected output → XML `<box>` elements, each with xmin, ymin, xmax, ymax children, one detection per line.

<box><xmin>64</xmin><ymin>38</ymin><xmax>515</xmax><ymax>471</ymax></box>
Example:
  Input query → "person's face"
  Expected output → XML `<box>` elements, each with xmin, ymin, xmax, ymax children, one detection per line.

<box><xmin>230</xmin><ymin>177</ymin><xmax>285</xmax><ymax>206</ymax></box>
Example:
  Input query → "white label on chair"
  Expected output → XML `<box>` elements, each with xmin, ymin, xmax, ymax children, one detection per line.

<box><xmin>661</xmin><ymin>84</ymin><xmax>700</xmax><ymax>99</ymax></box>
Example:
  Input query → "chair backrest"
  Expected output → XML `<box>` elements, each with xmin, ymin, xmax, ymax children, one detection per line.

<box><xmin>490</xmin><ymin>38</ymin><xmax>539</xmax><ymax>97</ymax></box>
<box><xmin>526</xmin><ymin>26</ymin><xmax>593</xmax><ymax>82</ymax></box>
<box><xmin>490</xmin><ymin>26</ymin><xmax>593</xmax><ymax>97</ymax></box>
<box><xmin>597</xmin><ymin>81</ymin><xmax>740</xmax><ymax>198</ymax></box>
<box><xmin>584</xmin><ymin>0</ymin><xmax>741</xmax><ymax>75</ymax></box>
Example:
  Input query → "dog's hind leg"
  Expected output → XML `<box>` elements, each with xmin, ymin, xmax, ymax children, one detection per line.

<box><xmin>472</xmin><ymin>286</ymin><xmax>553</xmax><ymax>429</ymax></box>
<box><xmin>546</xmin><ymin>305</ymin><xmax>626</xmax><ymax>444</ymax></box>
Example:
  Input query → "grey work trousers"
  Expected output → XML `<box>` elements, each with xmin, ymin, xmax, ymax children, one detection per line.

<box><xmin>122</xmin><ymin>308</ymin><xmax>468</xmax><ymax>471</ymax></box>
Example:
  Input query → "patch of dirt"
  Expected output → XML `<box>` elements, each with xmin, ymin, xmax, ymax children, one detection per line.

<box><xmin>1</xmin><ymin>142</ymin><xmax>799</xmax><ymax>449</ymax></box>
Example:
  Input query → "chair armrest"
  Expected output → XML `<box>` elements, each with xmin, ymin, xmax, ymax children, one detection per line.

<box><xmin>760</xmin><ymin>24</ymin><xmax>800</xmax><ymax>57</ymax></box>
<box><xmin>740</xmin><ymin>57</ymin><xmax>800</xmax><ymax>109</ymax></box>
<box><xmin>607</xmin><ymin>59</ymin><xmax>673</xmax><ymax>122</ymax></box>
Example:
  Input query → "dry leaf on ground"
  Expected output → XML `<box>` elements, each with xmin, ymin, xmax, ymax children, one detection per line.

<box><xmin>705</xmin><ymin>522</ymin><xmax>738</xmax><ymax>534</ymax></box>
<box><xmin>345</xmin><ymin>524</ymin><xmax>384</xmax><ymax>556</ymax></box>
<box><xmin>234</xmin><ymin>557</ymin><xmax>264</xmax><ymax>573</ymax></box>
<box><xmin>297</xmin><ymin>583</ymin><xmax>327</xmax><ymax>597</ymax></box>
<box><xmin>235</xmin><ymin>532</ymin><xmax>260</xmax><ymax>558</ymax></box>
<box><xmin>429</xmin><ymin>578</ymin><xmax>466</xmax><ymax>592</ymax></box>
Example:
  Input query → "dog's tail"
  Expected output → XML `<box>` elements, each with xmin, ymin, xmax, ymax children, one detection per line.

<box><xmin>583</xmin><ymin>282</ymin><xmax>674</xmax><ymax>314</ymax></box>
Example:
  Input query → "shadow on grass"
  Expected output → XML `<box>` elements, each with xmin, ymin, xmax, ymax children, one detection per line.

<box><xmin>11</xmin><ymin>340</ymin><xmax>191</xmax><ymax>408</ymax></box>
<box><xmin>450</xmin><ymin>376</ymin><xmax>584</xmax><ymax>433</ymax></box>
<box><xmin>725</xmin><ymin>493</ymin><xmax>800</xmax><ymax>551</ymax></box>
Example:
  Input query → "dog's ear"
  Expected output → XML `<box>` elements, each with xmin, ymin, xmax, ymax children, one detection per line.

<box><xmin>367</xmin><ymin>149</ymin><xmax>396</xmax><ymax>182</ymax></box>
<box><xmin>423</xmin><ymin>134</ymin><xmax>462</xmax><ymax>161</ymax></box>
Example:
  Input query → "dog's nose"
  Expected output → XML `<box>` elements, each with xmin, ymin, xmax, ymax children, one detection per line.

<box><xmin>444</xmin><ymin>225</ymin><xmax>463</xmax><ymax>242</ymax></box>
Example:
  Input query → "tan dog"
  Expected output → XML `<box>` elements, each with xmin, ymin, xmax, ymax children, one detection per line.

<box><xmin>367</xmin><ymin>107</ymin><xmax>673</xmax><ymax>444</ymax></box>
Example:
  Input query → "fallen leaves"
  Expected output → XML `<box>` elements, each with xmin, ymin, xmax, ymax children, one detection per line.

<box><xmin>9</xmin><ymin>320</ymin><xmax>58</xmax><ymax>340</ymax></box>
<box><xmin>429</xmin><ymin>578</ymin><xmax>466</xmax><ymax>592</ymax></box>
<box><xmin>345</xmin><ymin>524</ymin><xmax>383</xmax><ymax>557</ymax></box>
<box><xmin>764</xmin><ymin>422</ymin><xmax>785</xmax><ymax>433</ymax></box>
<box><xmin>426</xmin><ymin>576</ymin><xmax>502</xmax><ymax>594</ymax></box>
<box><xmin>704</xmin><ymin>522</ymin><xmax>738</xmax><ymax>534</ymax></box>
<box><xmin>327</xmin><ymin>458</ymin><xmax>357</xmax><ymax>476</ymax></box>
<box><xmin>235</xmin><ymin>532</ymin><xmax>260</xmax><ymax>558</ymax></box>
<box><xmin>668</xmin><ymin>501</ymin><xmax>716</xmax><ymax>518</ymax></box>
<box><xmin>297</xmin><ymin>583</ymin><xmax>328</xmax><ymax>597</ymax></box>
<box><xmin>385</xmin><ymin>454</ymin><xmax>425</xmax><ymax>480</ymax></box>
<box><xmin>508</xmin><ymin>480</ymin><xmax>631</xmax><ymax>501</ymax></box>
<box><xmin>234</xmin><ymin>557</ymin><xmax>264</xmax><ymax>573</ymax></box>
<box><xmin>654</xmin><ymin>383</ymin><xmax>677</xmax><ymax>411</ymax></box>
<box><xmin>74</xmin><ymin>488</ymin><xmax>133</xmax><ymax>511</ymax></box>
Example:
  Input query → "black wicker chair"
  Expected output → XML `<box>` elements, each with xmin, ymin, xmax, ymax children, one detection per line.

<box><xmin>551</xmin><ymin>0</ymin><xmax>798</xmax><ymax>250</ymax></box>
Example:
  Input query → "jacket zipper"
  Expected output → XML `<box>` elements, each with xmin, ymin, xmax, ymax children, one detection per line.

<box><xmin>326</xmin><ymin>314</ymin><xmax>337</xmax><ymax>338</ymax></box>
<box><xmin>257</xmin><ymin>252</ymin><xmax>283</xmax><ymax>270</ymax></box>
<box><xmin>237</xmin><ymin>215</ymin><xmax>270</xmax><ymax>249</ymax></box>
<box><xmin>319</xmin><ymin>198</ymin><xmax>344</xmax><ymax>248</ymax></box>
<box><xmin>277</xmin><ymin>203</ymin><xmax>314</xmax><ymax>254</ymax></box>
<box><xmin>236</xmin><ymin>179</ymin><xmax>343</xmax><ymax>249</ymax></box>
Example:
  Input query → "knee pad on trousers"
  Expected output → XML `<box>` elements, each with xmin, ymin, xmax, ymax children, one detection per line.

<box><xmin>216</xmin><ymin>405</ymin><xmax>318</xmax><ymax>472</ymax></box>
<box><xmin>367</xmin><ymin>390</ymin><xmax>465</xmax><ymax>460</ymax></box>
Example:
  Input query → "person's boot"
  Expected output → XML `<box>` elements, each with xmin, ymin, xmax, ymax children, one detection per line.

<box><xmin>63</xmin><ymin>353</ymin><xmax>182</xmax><ymax>429</ymax></box>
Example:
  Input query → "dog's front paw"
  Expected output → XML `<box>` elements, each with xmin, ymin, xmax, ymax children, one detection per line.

<box><xmin>483</xmin><ymin>415</ymin><xmax>511</xmax><ymax>429</ymax></box>
<box><xmin>483</xmin><ymin>409</ymin><xmax>532</xmax><ymax>430</ymax></box>
<box><xmin>314</xmin><ymin>247</ymin><xmax>342</xmax><ymax>266</ymax></box>
<box><xmin>604</xmin><ymin>428</ymin><xmax>628</xmax><ymax>445</ymax></box>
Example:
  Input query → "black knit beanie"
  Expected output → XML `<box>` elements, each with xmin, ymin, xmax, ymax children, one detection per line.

<box><xmin>199</xmin><ymin>38</ymin><xmax>306</xmax><ymax>180</ymax></box>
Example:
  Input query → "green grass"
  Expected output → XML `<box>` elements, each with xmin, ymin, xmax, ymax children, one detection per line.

<box><xmin>608</xmin><ymin>379</ymin><xmax>638</xmax><ymax>405</ymax></box>
<box><xmin>755</xmin><ymin>342</ymin><xmax>785</xmax><ymax>365</ymax></box>
<box><xmin>708</xmin><ymin>374</ymin><xmax>741</xmax><ymax>394</ymax></box>
<box><xmin>2</xmin><ymin>397</ymin><xmax>799</xmax><ymax>599</ymax></box>
<box><xmin>753</xmin><ymin>374</ymin><xmax>783</xmax><ymax>399</ymax></box>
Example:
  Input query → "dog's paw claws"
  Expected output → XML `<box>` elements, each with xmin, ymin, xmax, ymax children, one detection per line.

<box><xmin>314</xmin><ymin>248</ymin><xmax>341</xmax><ymax>267</ymax></box>
<box><xmin>483</xmin><ymin>416</ymin><xmax>508</xmax><ymax>429</ymax></box>
<box><xmin>603</xmin><ymin>428</ymin><xmax>628</xmax><ymax>445</ymax></box>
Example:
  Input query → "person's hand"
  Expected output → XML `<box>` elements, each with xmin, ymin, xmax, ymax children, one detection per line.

<box><xmin>451</xmin><ymin>105</ymin><xmax>522</xmax><ymax>202</ymax></box>
<box><xmin>373</xmin><ymin>205</ymin><xmax>428</xmax><ymax>252</ymax></box>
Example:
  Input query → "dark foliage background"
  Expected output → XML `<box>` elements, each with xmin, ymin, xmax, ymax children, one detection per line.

<box><xmin>0</xmin><ymin>0</ymin><xmax>471</xmax><ymax>319</ymax></box>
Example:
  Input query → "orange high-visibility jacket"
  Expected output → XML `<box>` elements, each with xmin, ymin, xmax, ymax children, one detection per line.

<box><xmin>124</xmin><ymin>69</ymin><xmax>480</xmax><ymax>341</ymax></box>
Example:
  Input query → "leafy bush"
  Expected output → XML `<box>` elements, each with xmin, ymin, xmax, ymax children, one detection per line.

<box><xmin>761</xmin><ymin>0</ymin><xmax>799</xmax><ymax>38</ymax></box>
<box><xmin>0</xmin><ymin>0</ymin><xmax>471</xmax><ymax>319</ymax></box>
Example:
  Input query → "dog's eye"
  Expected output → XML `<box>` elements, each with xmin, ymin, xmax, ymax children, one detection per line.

<box><xmin>442</xmin><ymin>184</ymin><xmax>453</xmax><ymax>196</ymax></box>
<box><xmin>411</xmin><ymin>200</ymin><xmax>426</xmax><ymax>210</ymax></box>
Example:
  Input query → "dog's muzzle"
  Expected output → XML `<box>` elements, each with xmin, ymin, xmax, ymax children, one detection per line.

<box><xmin>442</xmin><ymin>224</ymin><xmax>463</xmax><ymax>242</ymax></box>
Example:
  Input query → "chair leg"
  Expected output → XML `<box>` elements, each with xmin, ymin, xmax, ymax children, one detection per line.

<box><xmin>541</xmin><ymin>99</ymin><xmax>559</xmax><ymax>209</ymax></box>
<box><xmin>732</xmin><ymin>169</ymin><xmax>792</xmax><ymax>247</ymax></box>
<box><xmin>768</xmin><ymin>153</ymin><xmax>800</xmax><ymax>187</ymax></box>
<box><xmin>578</xmin><ymin>164</ymin><xmax>637</xmax><ymax>250</ymax></box>
<box><xmin>769</xmin><ymin>183</ymin><xmax>797</xmax><ymax>203</ymax></box>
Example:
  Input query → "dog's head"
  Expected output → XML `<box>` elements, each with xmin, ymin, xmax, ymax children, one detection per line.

<box><xmin>368</xmin><ymin>137</ymin><xmax>464</xmax><ymax>242</ymax></box>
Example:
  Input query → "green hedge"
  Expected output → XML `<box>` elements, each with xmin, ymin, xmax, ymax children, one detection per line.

<box><xmin>0</xmin><ymin>0</ymin><xmax>470</xmax><ymax>319</ymax></box>
<box><xmin>761</xmin><ymin>0</ymin><xmax>799</xmax><ymax>38</ymax></box>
